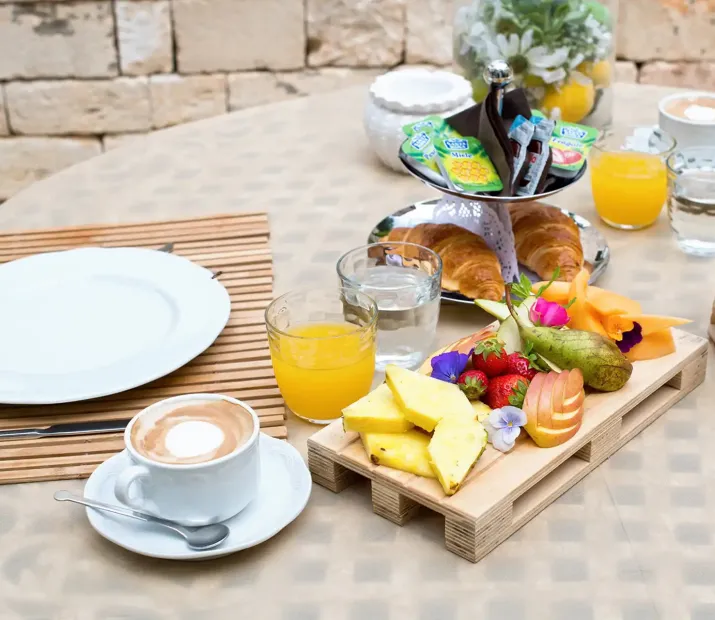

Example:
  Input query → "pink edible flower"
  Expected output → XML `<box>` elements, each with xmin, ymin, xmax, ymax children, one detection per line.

<box><xmin>529</xmin><ymin>297</ymin><xmax>570</xmax><ymax>328</ymax></box>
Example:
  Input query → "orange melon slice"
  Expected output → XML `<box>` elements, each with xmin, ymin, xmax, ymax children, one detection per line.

<box><xmin>625</xmin><ymin>329</ymin><xmax>676</xmax><ymax>362</ymax></box>
<box><xmin>587</xmin><ymin>289</ymin><xmax>642</xmax><ymax>317</ymax></box>
<box><xmin>620</xmin><ymin>314</ymin><xmax>691</xmax><ymax>336</ymax></box>
<box><xmin>567</xmin><ymin>269</ymin><xmax>609</xmax><ymax>337</ymax></box>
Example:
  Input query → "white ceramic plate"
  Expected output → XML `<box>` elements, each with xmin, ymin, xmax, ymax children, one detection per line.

<box><xmin>0</xmin><ymin>247</ymin><xmax>231</xmax><ymax>404</ymax></box>
<box><xmin>82</xmin><ymin>435</ymin><xmax>312</xmax><ymax>560</ymax></box>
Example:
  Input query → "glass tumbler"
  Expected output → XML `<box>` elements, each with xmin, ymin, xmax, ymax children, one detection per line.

<box><xmin>590</xmin><ymin>125</ymin><xmax>676</xmax><ymax>230</ymax></box>
<box><xmin>265</xmin><ymin>288</ymin><xmax>377</xmax><ymax>425</ymax></box>
<box><xmin>667</xmin><ymin>147</ymin><xmax>715</xmax><ymax>257</ymax></box>
<box><xmin>337</xmin><ymin>242</ymin><xmax>442</xmax><ymax>371</ymax></box>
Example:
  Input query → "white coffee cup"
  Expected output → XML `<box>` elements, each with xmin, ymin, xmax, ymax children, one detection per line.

<box><xmin>659</xmin><ymin>91</ymin><xmax>715</xmax><ymax>149</ymax></box>
<box><xmin>114</xmin><ymin>393</ymin><xmax>260</xmax><ymax>526</ymax></box>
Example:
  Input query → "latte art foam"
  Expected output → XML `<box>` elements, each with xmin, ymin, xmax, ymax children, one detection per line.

<box><xmin>164</xmin><ymin>420</ymin><xmax>225</xmax><ymax>459</ymax></box>
<box><xmin>131</xmin><ymin>399</ymin><xmax>254</xmax><ymax>465</ymax></box>
<box><xmin>666</xmin><ymin>96</ymin><xmax>715</xmax><ymax>124</ymax></box>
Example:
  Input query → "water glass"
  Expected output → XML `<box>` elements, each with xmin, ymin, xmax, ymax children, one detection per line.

<box><xmin>265</xmin><ymin>287</ymin><xmax>377</xmax><ymax>424</ymax></box>
<box><xmin>667</xmin><ymin>147</ymin><xmax>715</xmax><ymax>257</ymax></box>
<box><xmin>337</xmin><ymin>242</ymin><xmax>442</xmax><ymax>371</ymax></box>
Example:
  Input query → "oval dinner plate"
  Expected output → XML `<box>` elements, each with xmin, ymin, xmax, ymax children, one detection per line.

<box><xmin>0</xmin><ymin>247</ymin><xmax>231</xmax><ymax>404</ymax></box>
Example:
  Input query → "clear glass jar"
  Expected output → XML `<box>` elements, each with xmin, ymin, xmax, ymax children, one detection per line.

<box><xmin>453</xmin><ymin>0</ymin><xmax>617</xmax><ymax>130</ymax></box>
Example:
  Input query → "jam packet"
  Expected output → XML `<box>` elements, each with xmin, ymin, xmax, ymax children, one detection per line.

<box><xmin>401</xmin><ymin>129</ymin><xmax>441</xmax><ymax>174</ymax></box>
<box><xmin>508</xmin><ymin>115</ymin><xmax>535</xmax><ymax>192</ymax></box>
<box><xmin>402</xmin><ymin>115</ymin><xmax>447</xmax><ymax>138</ymax></box>
<box><xmin>511</xmin><ymin>116</ymin><xmax>556</xmax><ymax>196</ymax></box>
<box><xmin>434</xmin><ymin>135</ymin><xmax>503</xmax><ymax>194</ymax></box>
<box><xmin>531</xmin><ymin>110</ymin><xmax>598</xmax><ymax>178</ymax></box>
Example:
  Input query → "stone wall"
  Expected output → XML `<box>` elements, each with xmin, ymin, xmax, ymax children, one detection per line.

<box><xmin>1</xmin><ymin>0</ymin><xmax>715</xmax><ymax>200</ymax></box>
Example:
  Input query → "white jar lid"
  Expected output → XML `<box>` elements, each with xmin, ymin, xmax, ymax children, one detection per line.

<box><xmin>369</xmin><ymin>68</ymin><xmax>473</xmax><ymax>114</ymax></box>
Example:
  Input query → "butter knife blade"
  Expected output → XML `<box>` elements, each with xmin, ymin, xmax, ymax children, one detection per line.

<box><xmin>0</xmin><ymin>419</ymin><xmax>131</xmax><ymax>440</ymax></box>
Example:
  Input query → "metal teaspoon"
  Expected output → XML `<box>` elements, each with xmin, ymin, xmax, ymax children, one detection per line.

<box><xmin>54</xmin><ymin>491</ymin><xmax>230</xmax><ymax>551</ymax></box>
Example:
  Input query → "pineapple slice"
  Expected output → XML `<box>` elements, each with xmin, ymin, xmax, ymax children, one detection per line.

<box><xmin>342</xmin><ymin>384</ymin><xmax>414</xmax><ymax>434</ymax></box>
<box><xmin>429</xmin><ymin>416</ymin><xmax>487</xmax><ymax>495</ymax></box>
<box><xmin>471</xmin><ymin>400</ymin><xmax>491</xmax><ymax>424</ymax></box>
<box><xmin>361</xmin><ymin>430</ymin><xmax>436</xmax><ymax>478</ymax></box>
<box><xmin>385</xmin><ymin>364</ymin><xmax>474</xmax><ymax>432</ymax></box>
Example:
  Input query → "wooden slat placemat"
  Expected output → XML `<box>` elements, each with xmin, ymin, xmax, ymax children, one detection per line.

<box><xmin>0</xmin><ymin>213</ymin><xmax>285</xmax><ymax>485</ymax></box>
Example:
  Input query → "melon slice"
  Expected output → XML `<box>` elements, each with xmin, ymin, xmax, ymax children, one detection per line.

<box><xmin>532</xmin><ymin>281</ymin><xmax>572</xmax><ymax>305</ymax></box>
<box><xmin>567</xmin><ymin>269</ymin><xmax>609</xmax><ymax>337</ymax></box>
<box><xmin>625</xmin><ymin>329</ymin><xmax>677</xmax><ymax>362</ymax></box>
<box><xmin>587</xmin><ymin>289</ymin><xmax>642</xmax><ymax>316</ymax></box>
<box><xmin>620</xmin><ymin>314</ymin><xmax>691</xmax><ymax>336</ymax></box>
<box><xmin>532</xmin><ymin>281</ymin><xmax>643</xmax><ymax>317</ymax></box>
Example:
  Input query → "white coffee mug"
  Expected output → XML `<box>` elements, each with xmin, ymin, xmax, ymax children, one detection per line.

<box><xmin>659</xmin><ymin>92</ymin><xmax>715</xmax><ymax>149</ymax></box>
<box><xmin>114</xmin><ymin>393</ymin><xmax>260</xmax><ymax>526</ymax></box>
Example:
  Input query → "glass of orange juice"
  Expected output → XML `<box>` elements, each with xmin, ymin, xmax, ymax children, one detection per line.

<box><xmin>265</xmin><ymin>288</ymin><xmax>377</xmax><ymax>424</ymax></box>
<box><xmin>590</xmin><ymin>125</ymin><xmax>676</xmax><ymax>230</ymax></box>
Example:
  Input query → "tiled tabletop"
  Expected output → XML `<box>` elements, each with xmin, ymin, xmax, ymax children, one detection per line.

<box><xmin>0</xmin><ymin>83</ymin><xmax>714</xmax><ymax>620</ymax></box>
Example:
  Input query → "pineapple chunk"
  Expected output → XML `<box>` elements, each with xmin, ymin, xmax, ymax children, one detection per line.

<box><xmin>429</xmin><ymin>416</ymin><xmax>487</xmax><ymax>495</ymax></box>
<box><xmin>385</xmin><ymin>364</ymin><xmax>474</xmax><ymax>432</ymax></box>
<box><xmin>471</xmin><ymin>400</ymin><xmax>492</xmax><ymax>424</ymax></box>
<box><xmin>342</xmin><ymin>384</ymin><xmax>414</xmax><ymax>434</ymax></box>
<box><xmin>361</xmin><ymin>430</ymin><xmax>436</xmax><ymax>478</ymax></box>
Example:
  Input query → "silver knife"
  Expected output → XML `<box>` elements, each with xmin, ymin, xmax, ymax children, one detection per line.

<box><xmin>0</xmin><ymin>419</ymin><xmax>131</xmax><ymax>440</ymax></box>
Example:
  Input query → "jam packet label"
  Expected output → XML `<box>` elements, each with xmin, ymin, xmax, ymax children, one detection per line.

<box><xmin>517</xmin><ymin>118</ymin><xmax>555</xmax><ymax>196</ymax></box>
<box><xmin>530</xmin><ymin>110</ymin><xmax>598</xmax><ymax>177</ymax></box>
<box><xmin>509</xmin><ymin>115</ymin><xmax>535</xmax><ymax>190</ymax></box>
<box><xmin>435</xmin><ymin>135</ymin><xmax>503</xmax><ymax>194</ymax></box>
<box><xmin>401</xmin><ymin>130</ymin><xmax>440</xmax><ymax>173</ymax></box>
<box><xmin>402</xmin><ymin>115</ymin><xmax>447</xmax><ymax>138</ymax></box>
<box><xmin>549</xmin><ymin>121</ymin><xmax>598</xmax><ymax>177</ymax></box>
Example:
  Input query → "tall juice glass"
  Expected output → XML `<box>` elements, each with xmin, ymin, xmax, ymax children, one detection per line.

<box><xmin>590</xmin><ymin>126</ymin><xmax>676</xmax><ymax>230</ymax></box>
<box><xmin>266</xmin><ymin>288</ymin><xmax>377</xmax><ymax>424</ymax></box>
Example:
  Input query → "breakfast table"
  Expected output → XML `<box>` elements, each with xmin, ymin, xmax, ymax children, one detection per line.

<box><xmin>0</xmin><ymin>82</ymin><xmax>713</xmax><ymax>620</ymax></box>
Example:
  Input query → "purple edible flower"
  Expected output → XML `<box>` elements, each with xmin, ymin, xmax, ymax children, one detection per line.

<box><xmin>617</xmin><ymin>322</ymin><xmax>643</xmax><ymax>353</ymax></box>
<box><xmin>529</xmin><ymin>297</ymin><xmax>570</xmax><ymax>328</ymax></box>
<box><xmin>430</xmin><ymin>351</ymin><xmax>469</xmax><ymax>383</ymax></box>
<box><xmin>484</xmin><ymin>406</ymin><xmax>528</xmax><ymax>453</ymax></box>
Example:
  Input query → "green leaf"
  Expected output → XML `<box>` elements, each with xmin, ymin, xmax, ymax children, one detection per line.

<box><xmin>535</xmin><ymin>267</ymin><xmax>561</xmax><ymax>298</ymax></box>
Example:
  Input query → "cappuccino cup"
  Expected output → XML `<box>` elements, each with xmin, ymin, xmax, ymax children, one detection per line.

<box><xmin>659</xmin><ymin>91</ymin><xmax>715</xmax><ymax>149</ymax></box>
<box><xmin>114</xmin><ymin>394</ymin><xmax>260</xmax><ymax>526</ymax></box>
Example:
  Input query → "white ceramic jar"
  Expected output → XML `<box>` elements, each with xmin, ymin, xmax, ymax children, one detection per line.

<box><xmin>363</xmin><ymin>68</ymin><xmax>475</xmax><ymax>173</ymax></box>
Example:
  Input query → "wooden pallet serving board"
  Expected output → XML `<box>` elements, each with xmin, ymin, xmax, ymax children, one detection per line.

<box><xmin>0</xmin><ymin>213</ymin><xmax>285</xmax><ymax>485</ymax></box>
<box><xmin>308</xmin><ymin>329</ymin><xmax>709</xmax><ymax>563</ymax></box>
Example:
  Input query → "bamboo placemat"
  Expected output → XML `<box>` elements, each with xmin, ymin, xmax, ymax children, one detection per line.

<box><xmin>0</xmin><ymin>213</ymin><xmax>285</xmax><ymax>484</ymax></box>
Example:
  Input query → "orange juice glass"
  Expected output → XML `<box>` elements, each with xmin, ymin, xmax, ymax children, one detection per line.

<box><xmin>266</xmin><ymin>288</ymin><xmax>377</xmax><ymax>424</ymax></box>
<box><xmin>590</xmin><ymin>126</ymin><xmax>676</xmax><ymax>230</ymax></box>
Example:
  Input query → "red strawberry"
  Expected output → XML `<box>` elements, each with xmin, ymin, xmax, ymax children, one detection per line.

<box><xmin>506</xmin><ymin>352</ymin><xmax>539</xmax><ymax>381</ymax></box>
<box><xmin>485</xmin><ymin>374</ymin><xmax>530</xmax><ymax>409</ymax></box>
<box><xmin>472</xmin><ymin>338</ymin><xmax>508</xmax><ymax>378</ymax></box>
<box><xmin>457</xmin><ymin>370</ymin><xmax>489</xmax><ymax>400</ymax></box>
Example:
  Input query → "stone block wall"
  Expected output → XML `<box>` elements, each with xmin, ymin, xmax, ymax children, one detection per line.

<box><xmin>1</xmin><ymin>0</ymin><xmax>715</xmax><ymax>200</ymax></box>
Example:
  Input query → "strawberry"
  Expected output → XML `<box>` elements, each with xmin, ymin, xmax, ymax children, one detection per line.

<box><xmin>485</xmin><ymin>374</ymin><xmax>530</xmax><ymax>409</ymax></box>
<box><xmin>471</xmin><ymin>338</ymin><xmax>508</xmax><ymax>378</ymax></box>
<box><xmin>506</xmin><ymin>352</ymin><xmax>539</xmax><ymax>381</ymax></box>
<box><xmin>457</xmin><ymin>370</ymin><xmax>489</xmax><ymax>400</ymax></box>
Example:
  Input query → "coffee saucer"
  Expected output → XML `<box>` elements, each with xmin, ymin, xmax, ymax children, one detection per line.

<box><xmin>82</xmin><ymin>434</ymin><xmax>311</xmax><ymax>560</ymax></box>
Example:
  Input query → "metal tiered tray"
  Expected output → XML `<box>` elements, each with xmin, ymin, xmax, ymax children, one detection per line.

<box><xmin>369</xmin><ymin>199</ymin><xmax>610</xmax><ymax>306</ymax></box>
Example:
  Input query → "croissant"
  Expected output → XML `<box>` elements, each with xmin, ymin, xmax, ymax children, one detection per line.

<box><xmin>386</xmin><ymin>223</ymin><xmax>505</xmax><ymax>301</ymax></box>
<box><xmin>508</xmin><ymin>203</ymin><xmax>584</xmax><ymax>282</ymax></box>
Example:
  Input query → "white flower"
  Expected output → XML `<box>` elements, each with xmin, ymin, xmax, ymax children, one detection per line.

<box><xmin>460</xmin><ymin>21</ymin><xmax>490</xmax><ymax>57</ymax></box>
<box><xmin>480</xmin><ymin>29</ymin><xmax>571</xmax><ymax>85</ymax></box>
<box><xmin>484</xmin><ymin>406</ymin><xmax>527</xmax><ymax>454</ymax></box>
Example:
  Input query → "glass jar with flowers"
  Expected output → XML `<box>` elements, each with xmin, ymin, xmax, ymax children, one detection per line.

<box><xmin>453</xmin><ymin>0</ymin><xmax>616</xmax><ymax>129</ymax></box>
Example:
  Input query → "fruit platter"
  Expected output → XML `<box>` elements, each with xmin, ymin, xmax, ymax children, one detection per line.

<box><xmin>307</xmin><ymin>273</ymin><xmax>708</xmax><ymax>562</ymax></box>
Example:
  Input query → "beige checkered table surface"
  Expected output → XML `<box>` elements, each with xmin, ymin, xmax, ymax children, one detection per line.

<box><xmin>0</xmin><ymin>83</ymin><xmax>713</xmax><ymax>620</ymax></box>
